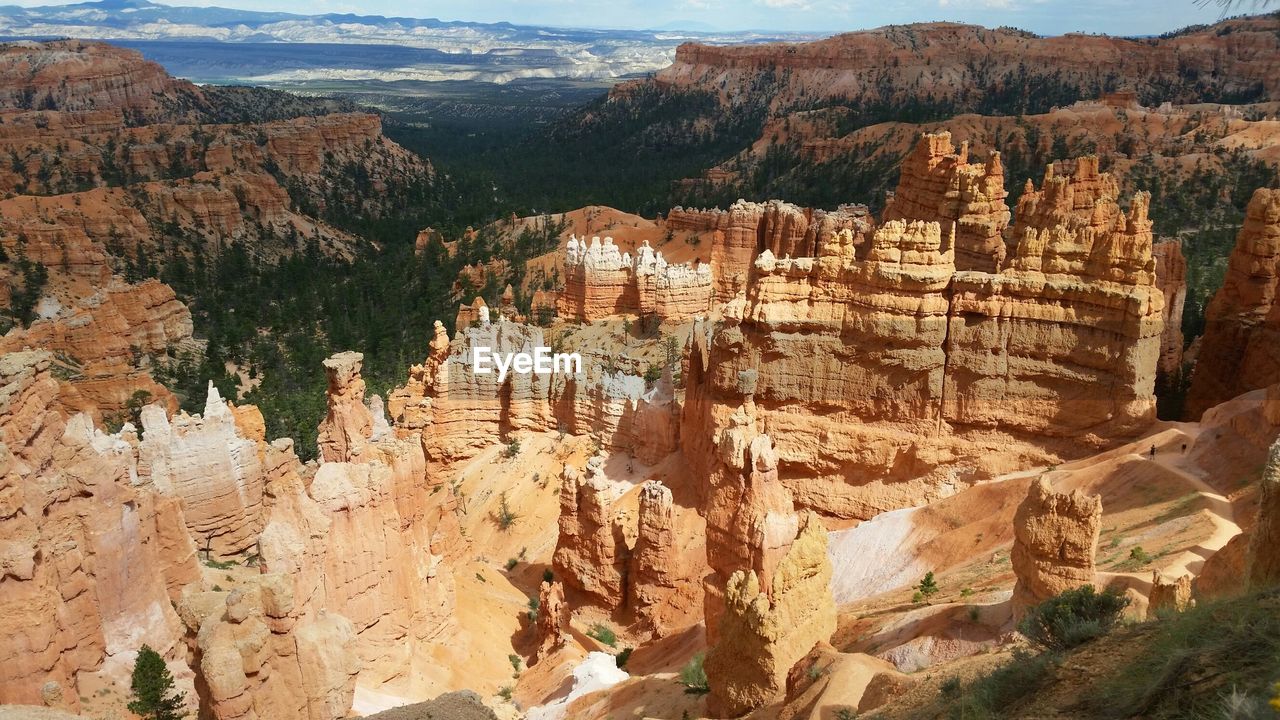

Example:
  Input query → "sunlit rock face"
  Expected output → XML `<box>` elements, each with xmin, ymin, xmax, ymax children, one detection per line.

<box><xmin>1186</xmin><ymin>188</ymin><xmax>1280</xmax><ymax>418</ymax></box>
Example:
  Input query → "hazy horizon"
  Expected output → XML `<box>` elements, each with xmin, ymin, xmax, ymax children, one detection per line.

<box><xmin>0</xmin><ymin>0</ymin><xmax>1239</xmax><ymax>37</ymax></box>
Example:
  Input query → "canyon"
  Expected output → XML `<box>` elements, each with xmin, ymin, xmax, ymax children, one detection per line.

<box><xmin>1</xmin><ymin>25</ymin><xmax>1279</xmax><ymax>720</ymax></box>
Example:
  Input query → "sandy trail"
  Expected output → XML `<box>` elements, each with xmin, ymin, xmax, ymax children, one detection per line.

<box><xmin>1144</xmin><ymin>426</ymin><xmax>1241</xmax><ymax>577</ymax></box>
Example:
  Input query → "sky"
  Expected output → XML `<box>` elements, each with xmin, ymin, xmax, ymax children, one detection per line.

<box><xmin>9</xmin><ymin>0</ymin><xmax>1249</xmax><ymax>36</ymax></box>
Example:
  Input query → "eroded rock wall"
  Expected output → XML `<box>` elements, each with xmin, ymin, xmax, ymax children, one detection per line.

<box><xmin>1186</xmin><ymin>188</ymin><xmax>1280</xmax><ymax>417</ymax></box>
<box><xmin>1011</xmin><ymin>476</ymin><xmax>1102</xmax><ymax>616</ymax></box>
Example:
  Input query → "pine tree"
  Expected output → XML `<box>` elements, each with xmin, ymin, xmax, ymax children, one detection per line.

<box><xmin>918</xmin><ymin>571</ymin><xmax>940</xmax><ymax>600</ymax></box>
<box><xmin>127</xmin><ymin>645</ymin><xmax>186</xmax><ymax>720</ymax></box>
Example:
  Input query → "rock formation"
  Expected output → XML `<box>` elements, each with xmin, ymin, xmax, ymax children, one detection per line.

<box><xmin>1147</xmin><ymin>572</ymin><xmax>1192</xmax><ymax>618</ymax></box>
<box><xmin>552</xmin><ymin>458</ymin><xmax>627</xmax><ymax>609</ymax></box>
<box><xmin>647</xmin><ymin>19</ymin><xmax>1280</xmax><ymax>117</ymax></box>
<box><xmin>671</xmin><ymin>200</ymin><xmax>871</xmax><ymax>301</ymax></box>
<box><xmin>556</xmin><ymin>236</ymin><xmax>713</xmax><ymax>322</ymax></box>
<box><xmin>1246</xmin><ymin>438</ymin><xmax>1280</xmax><ymax>588</ymax></box>
<box><xmin>628</xmin><ymin>481</ymin><xmax>685</xmax><ymax>636</ymax></box>
<box><xmin>705</xmin><ymin>511</ymin><xmax>836</xmax><ymax>718</ymax></box>
<box><xmin>138</xmin><ymin>384</ymin><xmax>267</xmax><ymax>558</ymax></box>
<box><xmin>682</xmin><ymin>165</ymin><xmax>1161</xmax><ymax>520</ymax></box>
<box><xmin>532</xmin><ymin>581</ymin><xmax>570</xmax><ymax>665</ymax></box>
<box><xmin>883</xmin><ymin>131</ymin><xmax>1009</xmax><ymax>272</ymax></box>
<box><xmin>1011</xmin><ymin>476</ymin><xmax>1102</xmax><ymax>616</ymax></box>
<box><xmin>1186</xmin><ymin>188</ymin><xmax>1280</xmax><ymax>417</ymax></box>
<box><xmin>0</xmin><ymin>351</ymin><xmax>199</xmax><ymax>712</ymax></box>
<box><xmin>181</xmin><ymin>575</ymin><xmax>359</xmax><ymax>720</ymax></box>
<box><xmin>1153</xmin><ymin>240</ymin><xmax>1188</xmax><ymax>376</ymax></box>
<box><xmin>316</xmin><ymin>352</ymin><xmax>374</xmax><ymax>463</ymax></box>
<box><xmin>948</xmin><ymin>161</ymin><xmax>1162</xmax><ymax>443</ymax></box>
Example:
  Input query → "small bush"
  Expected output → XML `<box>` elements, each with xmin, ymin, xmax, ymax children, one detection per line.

<box><xmin>508</xmin><ymin>653</ymin><xmax>522</xmax><ymax>672</ymax></box>
<box><xmin>543</xmin><ymin>568</ymin><xmax>554</xmax><ymax>583</ymax></box>
<box><xmin>680</xmin><ymin>653</ymin><xmax>709</xmax><ymax>694</ymax></box>
<box><xmin>944</xmin><ymin>647</ymin><xmax>1057</xmax><ymax>718</ymax></box>
<box><xmin>912</xmin><ymin>591</ymin><xmax>924</xmax><ymax>604</ymax></box>
<box><xmin>1130</xmin><ymin>546</ymin><xmax>1152</xmax><ymax>563</ymax></box>
<box><xmin>940</xmin><ymin>676</ymin><xmax>962</xmax><ymax>696</ymax></box>
<box><xmin>918</xmin><ymin>571</ymin><xmax>940</xmax><ymax>599</ymax></box>
<box><xmin>1018</xmin><ymin>585</ymin><xmax>1129</xmax><ymax>652</ymax></box>
<box><xmin>526</xmin><ymin>595</ymin><xmax>540</xmax><ymax>621</ymax></box>
<box><xmin>504</xmin><ymin>440</ymin><xmax>521</xmax><ymax>458</ymax></box>
<box><xmin>587</xmin><ymin>623</ymin><xmax>617</xmax><ymax>647</ymax></box>
<box><xmin>495</xmin><ymin>492</ymin><xmax>519</xmax><ymax>531</ymax></box>
<box><xmin>835</xmin><ymin>709</ymin><xmax>858</xmax><ymax>720</ymax></box>
<box><xmin>505</xmin><ymin>557</ymin><xmax>518</xmax><ymax>571</ymax></box>
<box><xmin>497</xmin><ymin>686</ymin><xmax>513</xmax><ymax>701</ymax></box>
<box><xmin>615</xmin><ymin>647</ymin><xmax>633</xmax><ymax>668</ymax></box>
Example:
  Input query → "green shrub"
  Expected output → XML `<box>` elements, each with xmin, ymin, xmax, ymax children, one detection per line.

<box><xmin>526</xmin><ymin>595</ymin><xmax>540</xmax><ymax>621</ymax></box>
<box><xmin>1018</xmin><ymin>585</ymin><xmax>1129</xmax><ymax>652</ymax></box>
<box><xmin>679</xmin><ymin>653</ymin><xmax>709</xmax><ymax>694</ymax></box>
<box><xmin>504</xmin><ymin>439</ymin><xmax>521</xmax><ymax>458</ymax></box>
<box><xmin>543</xmin><ymin>568</ymin><xmax>554</xmax><ymax>583</ymax></box>
<box><xmin>505</xmin><ymin>557</ymin><xmax>518</xmax><ymax>571</ymax></box>
<box><xmin>918</xmin><ymin>571</ymin><xmax>940</xmax><ymax>599</ymax></box>
<box><xmin>587</xmin><ymin>623</ymin><xmax>617</xmax><ymax>647</ymax></box>
<box><xmin>944</xmin><ymin>647</ymin><xmax>1057</xmax><ymax>719</ymax></box>
<box><xmin>495</xmin><ymin>492</ymin><xmax>519</xmax><ymax>530</ymax></box>
<box><xmin>615</xmin><ymin>647</ymin><xmax>633</xmax><ymax>668</ymax></box>
<box><xmin>128</xmin><ymin>644</ymin><xmax>187</xmax><ymax>720</ymax></box>
<box><xmin>1129</xmin><ymin>546</ymin><xmax>1152</xmax><ymax>564</ymax></box>
<box><xmin>497</xmin><ymin>686</ymin><xmax>513</xmax><ymax>701</ymax></box>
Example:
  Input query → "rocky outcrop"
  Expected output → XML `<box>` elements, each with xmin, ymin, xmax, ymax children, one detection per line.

<box><xmin>947</xmin><ymin>161</ymin><xmax>1162</xmax><ymax>443</ymax></box>
<box><xmin>628</xmin><ymin>481</ymin><xmax>685</xmax><ymax>636</ymax></box>
<box><xmin>556</xmin><ymin>236</ymin><xmax>713</xmax><ymax>322</ymax></box>
<box><xmin>181</xmin><ymin>575</ymin><xmax>359</xmax><ymax>720</ymax></box>
<box><xmin>1186</xmin><ymin>188</ymin><xmax>1280</xmax><ymax>417</ymax></box>
<box><xmin>552</xmin><ymin>458</ymin><xmax>627</xmax><ymax>609</ymax></box>
<box><xmin>883</xmin><ymin>131</ymin><xmax>1009</xmax><ymax>272</ymax></box>
<box><xmin>705</xmin><ymin>511</ymin><xmax>836</xmax><ymax>718</ymax></box>
<box><xmin>1147</xmin><ymin>571</ymin><xmax>1192</xmax><ymax>618</ymax></box>
<box><xmin>316</xmin><ymin>352</ymin><xmax>375</xmax><ymax>464</ymax></box>
<box><xmin>1246</xmin><ymin>438</ymin><xmax>1280</xmax><ymax>589</ymax></box>
<box><xmin>1011</xmin><ymin>476</ymin><xmax>1102</xmax><ymax>616</ymax></box>
<box><xmin>0</xmin><ymin>351</ymin><xmax>199</xmax><ymax>712</ymax></box>
<box><xmin>138</xmin><ymin>384</ymin><xmax>267</xmax><ymax>558</ymax></box>
<box><xmin>532</xmin><ymin>581</ymin><xmax>570</xmax><ymax>665</ymax></box>
<box><xmin>0</xmin><ymin>277</ymin><xmax>197</xmax><ymax>416</ymax></box>
<box><xmin>1153</xmin><ymin>240</ymin><xmax>1187</xmax><ymax>376</ymax></box>
<box><xmin>649</xmin><ymin>18</ymin><xmax>1280</xmax><ymax>114</ymax></box>
<box><xmin>693</xmin><ymin>200</ymin><xmax>872</xmax><ymax>301</ymax></box>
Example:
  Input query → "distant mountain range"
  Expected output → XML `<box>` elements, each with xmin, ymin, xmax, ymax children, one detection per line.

<box><xmin>0</xmin><ymin>0</ymin><xmax>819</xmax><ymax>85</ymax></box>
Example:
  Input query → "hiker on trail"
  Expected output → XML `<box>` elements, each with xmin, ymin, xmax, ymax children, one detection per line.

<box><xmin>1149</xmin><ymin>444</ymin><xmax>1156</xmax><ymax>459</ymax></box>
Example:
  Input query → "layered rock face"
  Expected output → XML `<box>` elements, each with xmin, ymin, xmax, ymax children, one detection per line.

<box><xmin>0</xmin><ymin>278</ymin><xmax>198</xmax><ymax>416</ymax></box>
<box><xmin>181</xmin><ymin>574</ymin><xmax>359</xmax><ymax>720</ymax></box>
<box><xmin>628</xmin><ymin>480</ymin><xmax>689</xmax><ymax>636</ymax></box>
<box><xmin>882</xmin><ymin>131</ymin><xmax>1009</xmax><ymax>272</ymax></box>
<box><xmin>1011</xmin><ymin>477</ymin><xmax>1102</xmax><ymax>616</ymax></box>
<box><xmin>256</xmin><ymin>354</ymin><xmax>461</xmax><ymax>709</ymax></box>
<box><xmin>685</xmin><ymin>189</ymin><xmax>1157</xmax><ymax>518</ymax></box>
<box><xmin>552</xmin><ymin>459</ymin><xmax>628</xmax><ymax>609</ymax></box>
<box><xmin>1186</xmin><ymin>188</ymin><xmax>1280</xmax><ymax>417</ymax></box>
<box><xmin>946</xmin><ymin>161</ymin><xmax>1162</xmax><ymax>443</ymax></box>
<box><xmin>0</xmin><ymin>40</ymin><xmax>433</xmax><ymax>417</ymax></box>
<box><xmin>0</xmin><ymin>351</ymin><xmax>199</xmax><ymax>712</ymax></box>
<box><xmin>1246</xmin><ymin>438</ymin><xmax>1280</xmax><ymax>588</ymax></box>
<box><xmin>705</xmin><ymin>511</ymin><xmax>836</xmax><ymax>718</ymax></box>
<box><xmin>676</xmin><ymin>200</ymin><xmax>872</xmax><ymax>301</ymax></box>
<box><xmin>556</xmin><ymin>236</ymin><xmax>713</xmax><ymax>322</ymax></box>
<box><xmin>1153</xmin><ymin>240</ymin><xmax>1188</xmax><ymax>376</ymax></box>
<box><xmin>650</xmin><ymin>18</ymin><xmax>1280</xmax><ymax>113</ymax></box>
<box><xmin>137</xmin><ymin>385</ymin><xmax>267</xmax><ymax>558</ymax></box>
